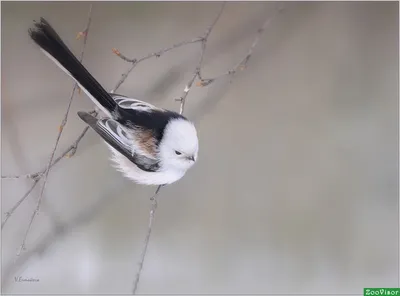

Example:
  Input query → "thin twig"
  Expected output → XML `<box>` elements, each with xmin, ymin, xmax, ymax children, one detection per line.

<box><xmin>131</xmin><ymin>4</ymin><xmax>226</xmax><ymax>293</ymax></box>
<box><xmin>110</xmin><ymin>38</ymin><xmax>207</xmax><ymax>93</ymax></box>
<box><xmin>110</xmin><ymin>62</ymin><xmax>138</xmax><ymax>94</ymax></box>
<box><xmin>0</xmin><ymin>125</ymin><xmax>93</xmax><ymax>230</ymax></box>
<box><xmin>177</xmin><ymin>2</ymin><xmax>226</xmax><ymax>114</ymax></box>
<box><xmin>1</xmin><ymin>179</ymin><xmax>40</xmax><ymax>229</ymax></box>
<box><xmin>1</xmin><ymin>174</ymin><xmax>38</xmax><ymax>180</ymax></box>
<box><xmin>132</xmin><ymin>185</ymin><xmax>162</xmax><ymax>294</ymax></box>
<box><xmin>199</xmin><ymin>4</ymin><xmax>284</xmax><ymax>85</ymax></box>
<box><xmin>15</xmin><ymin>5</ymin><xmax>93</xmax><ymax>256</ymax></box>
<box><xmin>113</xmin><ymin>37</ymin><xmax>204</xmax><ymax>64</ymax></box>
<box><xmin>109</xmin><ymin>5</ymin><xmax>226</xmax><ymax>93</ymax></box>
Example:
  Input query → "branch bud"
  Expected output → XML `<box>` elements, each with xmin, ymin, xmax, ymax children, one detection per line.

<box><xmin>112</xmin><ymin>48</ymin><xmax>121</xmax><ymax>56</ymax></box>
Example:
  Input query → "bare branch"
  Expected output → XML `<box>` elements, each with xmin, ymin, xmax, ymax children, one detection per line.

<box><xmin>15</xmin><ymin>4</ymin><xmax>93</xmax><ymax>257</ymax></box>
<box><xmin>110</xmin><ymin>38</ymin><xmax>207</xmax><ymax>93</ymax></box>
<box><xmin>203</xmin><ymin>2</ymin><xmax>226</xmax><ymax>39</ymax></box>
<box><xmin>110</xmin><ymin>62</ymin><xmax>139</xmax><ymax>94</ymax></box>
<box><xmin>132</xmin><ymin>185</ymin><xmax>162</xmax><ymax>294</ymax></box>
<box><xmin>113</xmin><ymin>37</ymin><xmax>204</xmax><ymax>64</ymax></box>
<box><xmin>177</xmin><ymin>2</ymin><xmax>225</xmax><ymax>114</ymax></box>
<box><xmin>199</xmin><ymin>4</ymin><xmax>284</xmax><ymax>85</ymax></box>
<box><xmin>2</xmin><ymin>174</ymin><xmax>38</xmax><ymax>180</ymax></box>
<box><xmin>110</xmin><ymin>3</ymin><xmax>225</xmax><ymax>94</ymax></box>
<box><xmin>1</xmin><ymin>180</ymin><xmax>40</xmax><ymax>229</ymax></box>
<box><xmin>1</xmin><ymin>124</ymin><xmax>94</xmax><ymax>230</ymax></box>
<box><xmin>132</xmin><ymin>3</ymin><xmax>226</xmax><ymax>293</ymax></box>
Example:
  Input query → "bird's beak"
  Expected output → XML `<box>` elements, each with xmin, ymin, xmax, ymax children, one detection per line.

<box><xmin>187</xmin><ymin>155</ymin><xmax>195</xmax><ymax>162</ymax></box>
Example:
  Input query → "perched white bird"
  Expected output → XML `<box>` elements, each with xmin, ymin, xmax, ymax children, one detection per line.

<box><xmin>28</xmin><ymin>18</ymin><xmax>199</xmax><ymax>185</ymax></box>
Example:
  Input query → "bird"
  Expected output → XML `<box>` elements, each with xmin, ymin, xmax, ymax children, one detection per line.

<box><xmin>28</xmin><ymin>17</ymin><xmax>199</xmax><ymax>185</ymax></box>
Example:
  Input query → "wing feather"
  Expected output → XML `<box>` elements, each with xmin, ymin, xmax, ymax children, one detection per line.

<box><xmin>110</xmin><ymin>93</ymin><xmax>160</xmax><ymax>112</ymax></box>
<box><xmin>77</xmin><ymin>111</ymin><xmax>160</xmax><ymax>172</ymax></box>
<box><xmin>109</xmin><ymin>93</ymin><xmax>186</xmax><ymax>144</ymax></box>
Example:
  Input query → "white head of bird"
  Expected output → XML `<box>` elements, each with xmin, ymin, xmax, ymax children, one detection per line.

<box><xmin>158</xmin><ymin>118</ymin><xmax>199</xmax><ymax>171</ymax></box>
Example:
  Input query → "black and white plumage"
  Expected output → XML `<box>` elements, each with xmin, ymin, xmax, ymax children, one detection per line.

<box><xmin>28</xmin><ymin>18</ymin><xmax>199</xmax><ymax>185</ymax></box>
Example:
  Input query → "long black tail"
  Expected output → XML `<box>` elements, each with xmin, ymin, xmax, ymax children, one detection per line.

<box><xmin>28</xmin><ymin>17</ymin><xmax>117</xmax><ymax>113</ymax></box>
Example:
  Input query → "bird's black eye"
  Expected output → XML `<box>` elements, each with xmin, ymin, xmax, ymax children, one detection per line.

<box><xmin>175</xmin><ymin>150</ymin><xmax>182</xmax><ymax>155</ymax></box>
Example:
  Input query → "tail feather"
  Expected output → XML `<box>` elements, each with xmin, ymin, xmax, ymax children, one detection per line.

<box><xmin>28</xmin><ymin>17</ymin><xmax>117</xmax><ymax>114</ymax></box>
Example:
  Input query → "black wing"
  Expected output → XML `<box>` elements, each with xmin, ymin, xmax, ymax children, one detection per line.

<box><xmin>110</xmin><ymin>93</ymin><xmax>186</xmax><ymax>143</ymax></box>
<box><xmin>77</xmin><ymin>111</ymin><xmax>160</xmax><ymax>172</ymax></box>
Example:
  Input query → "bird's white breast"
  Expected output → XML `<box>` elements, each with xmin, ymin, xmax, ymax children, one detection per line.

<box><xmin>107</xmin><ymin>145</ymin><xmax>187</xmax><ymax>185</ymax></box>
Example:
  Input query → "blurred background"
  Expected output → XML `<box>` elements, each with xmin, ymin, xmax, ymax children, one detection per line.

<box><xmin>1</xmin><ymin>1</ymin><xmax>398</xmax><ymax>294</ymax></box>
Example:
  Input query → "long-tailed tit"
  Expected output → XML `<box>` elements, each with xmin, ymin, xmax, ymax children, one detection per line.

<box><xmin>28</xmin><ymin>18</ymin><xmax>199</xmax><ymax>185</ymax></box>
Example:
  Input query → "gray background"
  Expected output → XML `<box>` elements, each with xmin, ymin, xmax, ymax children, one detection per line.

<box><xmin>1</xmin><ymin>1</ymin><xmax>398</xmax><ymax>294</ymax></box>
